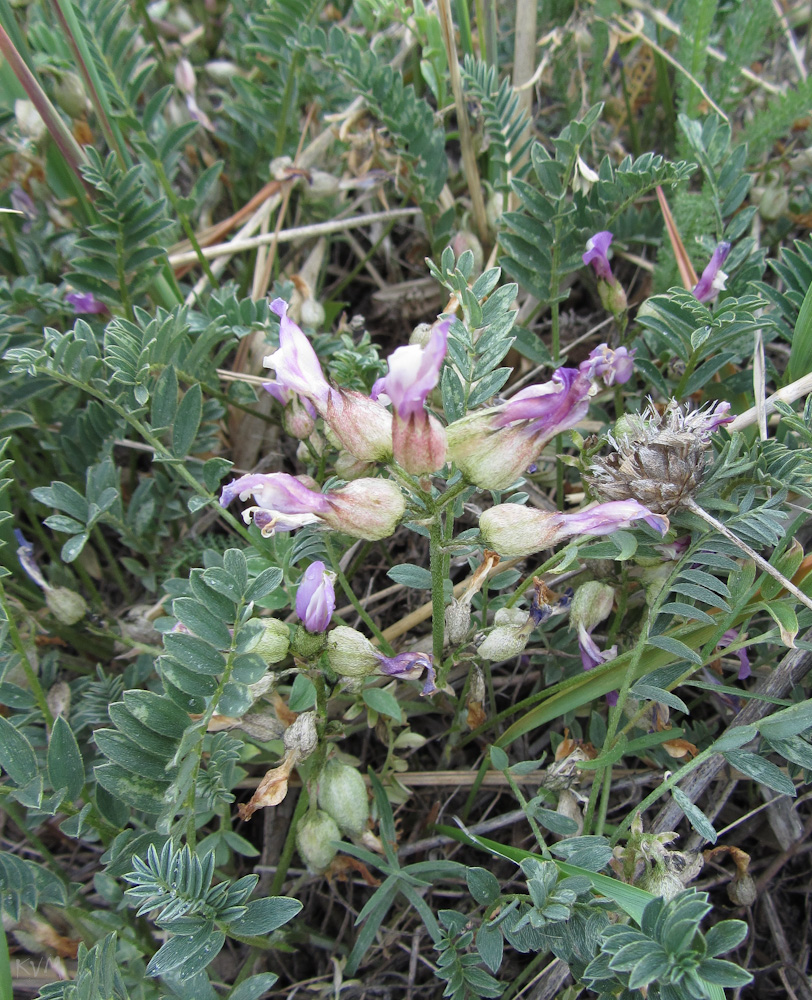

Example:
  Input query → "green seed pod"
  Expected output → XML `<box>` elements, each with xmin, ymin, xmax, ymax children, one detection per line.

<box><xmin>45</xmin><ymin>586</ymin><xmax>87</xmax><ymax>625</ymax></box>
<box><xmin>317</xmin><ymin>758</ymin><xmax>369</xmax><ymax>837</ymax></box>
<box><xmin>296</xmin><ymin>809</ymin><xmax>341</xmax><ymax>873</ymax></box>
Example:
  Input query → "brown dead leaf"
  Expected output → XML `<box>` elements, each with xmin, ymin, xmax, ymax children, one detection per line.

<box><xmin>329</xmin><ymin>855</ymin><xmax>381</xmax><ymax>886</ymax></box>
<box><xmin>272</xmin><ymin>692</ymin><xmax>298</xmax><ymax>727</ymax></box>
<box><xmin>15</xmin><ymin>917</ymin><xmax>79</xmax><ymax>959</ymax></box>
<box><xmin>466</xmin><ymin>699</ymin><xmax>486</xmax><ymax>730</ymax></box>
<box><xmin>662</xmin><ymin>739</ymin><xmax>699</xmax><ymax>759</ymax></box>
<box><xmin>238</xmin><ymin>757</ymin><xmax>295</xmax><ymax>820</ymax></box>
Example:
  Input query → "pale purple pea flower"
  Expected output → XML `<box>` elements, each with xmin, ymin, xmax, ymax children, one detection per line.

<box><xmin>296</xmin><ymin>561</ymin><xmax>336</xmax><ymax>633</ymax></box>
<box><xmin>447</xmin><ymin>366</ymin><xmax>599</xmax><ymax>491</ymax></box>
<box><xmin>263</xmin><ymin>298</ymin><xmax>393</xmax><ymax>462</ymax></box>
<box><xmin>692</xmin><ymin>242</ymin><xmax>731</xmax><ymax>303</ymax></box>
<box><xmin>583</xmin><ymin>232</ymin><xmax>628</xmax><ymax>315</ymax></box>
<box><xmin>264</xmin><ymin>298</ymin><xmax>331</xmax><ymax>408</ymax></box>
<box><xmin>220</xmin><ymin>472</ymin><xmax>406</xmax><ymax>540</ymax></box>
<box><xmin>578</xmin><ymin>626</ymin><xmax>618</xmax><ymax>672</ymax></box>
<box><xmin>580</xmin><ymin>344</ymin><xmax>635</xmax><ymax>386</ymax></box>
<box><xmin>15</xmin><ymin>530</ymin><xmax>47</xmax><ymax>589</ymax></box>
<box><xmin>375</xmin><ymin>650</ymin><xmax>437</xmax><ymax>695</ymax></box>
<box><xmin>220</xmin><ymin>472</ymin><xmax>330</xmax><ymax>517</ymax></box>
<box><xmin>447</xmin><ymin>366</ymin><xmax>596</xmax><ymax>490</ymax></box>
<box><xmin>479</xmin><ymin>498</ymin><xmax>669</xmax><ymax>557</ymax></box>
<box><xmin>558</xmin><ymin>500</ymin><xmax>670</xmax><ymax>538</ymax></box>
<box><xmin>583</xmin><ymin>231</ymin><xmax>615</xmax><ymax>282</ymax></box>
<box><xmin>371</xmin><ymin>320</ymin><xmax>450</xmax><ymax>474</ymax></box>
<box><xmin>374</xmin><ymin>321</ymin><xmax>449</xmax><ymax>419</ymax></box>
<box><xmin>66</xmin><ymin>292</ymin><xmax>107</xmax><ymax>315</ymax></box>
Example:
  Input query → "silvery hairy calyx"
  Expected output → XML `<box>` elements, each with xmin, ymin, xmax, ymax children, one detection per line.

<box><xmin>587</xmin><ymin>399</ymin><xmax>812</xmax><ymax>614</ymax></box>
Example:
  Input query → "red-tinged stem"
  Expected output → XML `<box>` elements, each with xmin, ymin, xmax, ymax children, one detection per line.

<box><xmin>0</xmin><ymin>23</ymin><xmax>89</xmax><ymax>188</ymax></box>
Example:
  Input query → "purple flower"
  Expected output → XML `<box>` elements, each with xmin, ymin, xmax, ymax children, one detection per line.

<box><xmin>693</xmin><ymin>242</ymin><xmax>731</xmax><ymax>303</ymax></box>
<box><xmin>15</xmin><ymin>530</ymin><xmax>47</xmax><ymax>589</ymax></box>
<box><xmin>220</xmin><ymin>473</ymin><xmax>405</xmax><ymax>540</ymax></box>
<box><xmin>578</xmin><ymin>627</ymin><xmax>618</xmax><ymax>671</ymax></box>
<box><xmin>375</xmin><ymin>321</ymin><xmax>449</xmax><ymax>419</ymax></box>
<box><xmin>447</xmin><ymin>366</ymin><xmax>594</xmax><ymax>490</ymax></box>
<box><xmin>66</xmin><ymin>292</ymin><xmax>107</xmax><ymax>315</ymax></box>
<box><xmin>264</xmin><ymin>298</ymin><xmax>331</xmax><ymax>407</ymax></box>
<box><xmin>583</xmin><ymin>231</ymin><xmax>615</xmax><ymax>282</ymax></box>
<box><xmin>556</xmin><ymin>500</ymin><xmax>670</xmax><ymax>538</ymax></box>
<box><xmin>717</xmin><ymin>629</ymin><xmax>751</xmax><ymax>680</ymax></box>
<box><xmin>296</xmin><ymin>561</ymin><xmax>336</xmax><ymax>633</ymax></box>
<box><xmin>371</xmin><ymin>320</ymin><xmax>450</xmax><ymax>474</ymax></box>
<box><xmin>571</xmin><ymin>581</ymin><xmax>617</xmax><ymax>672</ymax></box>
<box><xmin>496</xmin><ymin>367</ymin><xmax>592</xmax><ymax>427</ymax></box>
<box><xmin>376</xmin><ymin>650</ymin><xmax>437</xmax><ymax>695</ymax></box>
<box><xmin>580</xmin><ymin>345</ymin><xmax>635</xmax><ymax>386</ymax></box>
<box><xmin>263</xmin><ymin>299</ymin><xmax>393</xmax><ymax>462</ymax></box>
<box><xmin>583</xmin><ymin>232</ymin><xmax>627</xmax><ymax>315</ymax></box>
<box><xmin>479</xmin><ymin>498</ymin><xmax>669</xmax><ymax>557</ymax></box>
<box><xmin>220</xmin><ymin>472</ymin><xmax>330</xmax><ymax>517</ymax></box>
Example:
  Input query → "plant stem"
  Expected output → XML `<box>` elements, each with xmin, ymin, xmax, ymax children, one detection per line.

<box><xmin>270</xmin><ymin>788</ymin><xmax>308</xmax><ymax>897</ymax></box>
<box><xmin>430</xmin><ymin>514</ymin><xmax>448</xmax><ymax>682</ymax></box>
<box><xmin>502</xmin><ymin>766</ymin><xmax>550</xmax><ymax>858</ymax></box>
<box><xmin>436</xmin><ymin>0</ymin><xmax>489</xmax><ymax>245</ymax></box>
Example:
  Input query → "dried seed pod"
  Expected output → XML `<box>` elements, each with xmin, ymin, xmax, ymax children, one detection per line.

<box><xmin>586</xmin><ymin>400</ymin><xmax>733</xmax><ymax>514</ymax></box>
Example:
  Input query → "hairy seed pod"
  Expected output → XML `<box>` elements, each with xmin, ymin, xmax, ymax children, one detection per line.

<box><xmin>317</xmin><ymin>758</ymin><xmax>369</xmax><ymax>836</ymax></box>
<box><xmin>296</xmin><ymin>809</ymin><xmax>341</xmax><ymax>873</ymax></box>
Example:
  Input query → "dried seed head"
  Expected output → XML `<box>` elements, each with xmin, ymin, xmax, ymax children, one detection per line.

<box><xmin>586</xmin><ymin>400</ymin><xmax>732</xmax><ymax>515</ymax></box>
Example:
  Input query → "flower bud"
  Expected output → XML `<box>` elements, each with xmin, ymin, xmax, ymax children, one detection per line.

<box><xmin>304</xmin><ymin>170</ymin><xmax>341</xmax><ymax>199</ymax></box>
<box><xmin>283</xmin><ymin>395</ymin><xmax>316</xmax><ymax>440</ymax></box>
<box><xmin>450</xmin><ymin>230</ymin><xmax>484</xmax><ymax>273</ymax></box>
<box><xmin>290</xmin><ymin>625</ymin><xmax>327</xmax><ymax>660</ymax></box>
<box><xmin>636</xmin><ymin>866</ymin><xmax>685</xmax><ymax>901</ymax></box>
<box><xmin>317</xmin><ymin>758</ymin><xmax>369</xmax><ymax>836</ymax></box>
<box><xmin>15</xmin><ymin>100</ymin><xmax>45</xmax><ymax>142</ymax></box>
<box><xmin>476</xmin><ymin>608</ymin><xmax>533</xmax><ymax>661</ymax></box>
<box><xmin>46</xmin><ymin>680</ymin><xmax>71</xmax><ymax>719</ymax></box>
<box><xmin>254</xmin><ymin>619</ymin><xmax>290</xmax><ymax>664</ymax></box>
<box><xmin>325</xmin><ymin>626</ymin><xmax>380</xmax><ymax>678</ymax></box>
<box><xmin>334</xmin><ymin>452</ymin><xmax>374</xmax><ymax>480</ymax></box>
<box><xmin>392</xmin><ymin>412</ymin><xmax>447</xmax><ymax>475</ymax></box>
<box><xmin>325</xmin><ymin>390</ymin><xmax>393</xmax><ymax>463</ymax></box>
<box><xmin>204</xmin><ymin>60</ymin><xmax>239</xmax><ymax>84</ymax></box>
<box><xmin>53</xmin><ymin>72</ymin><xmax>87</xmax><ymax>118</ymax></box>
<box><xmin>597</xmin><ymin>278</ymin><xmax>628</xmax><ymax>316</ymax></box>
<box><xmin>300</xmin><ymin>297</ymin><xmax>325</xmax><ymax>329</ymax></box>
<box><xmin>174</xmin><ymin>58</ymin><xmax>196</xmax><ymax>95</ymax></box>
<box><xmin>295</xmin><ymin>561</ymin><xmax>336</xmax><ymax>633</ymax></box>
<box><xmin>409</xmin><ymin>323</ymin><xmax>433</xmax><ymax>348</ymax></box>
<box><xmin>321</xmin><ymin>478</ymin><xmax>405</xmax><ymax>541</ymax></box>
<box><xmin>570</xmin><ymin>582</ymin><xmax>615</xmax><ymax>634</ymax></box>
<box><xmin>283</xmin><ymin>710</ymin><xmax>318</xmax><ymax>761</ymax></box>
<box><xmin>296</xmin><ymin>809</ymin><xmax>341</xmax><ymax>873</ymax></box>
<box><xmin>45</xmin><ymin>586</ymin><xmax>87</xmax><ymax>625</ymax></box>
